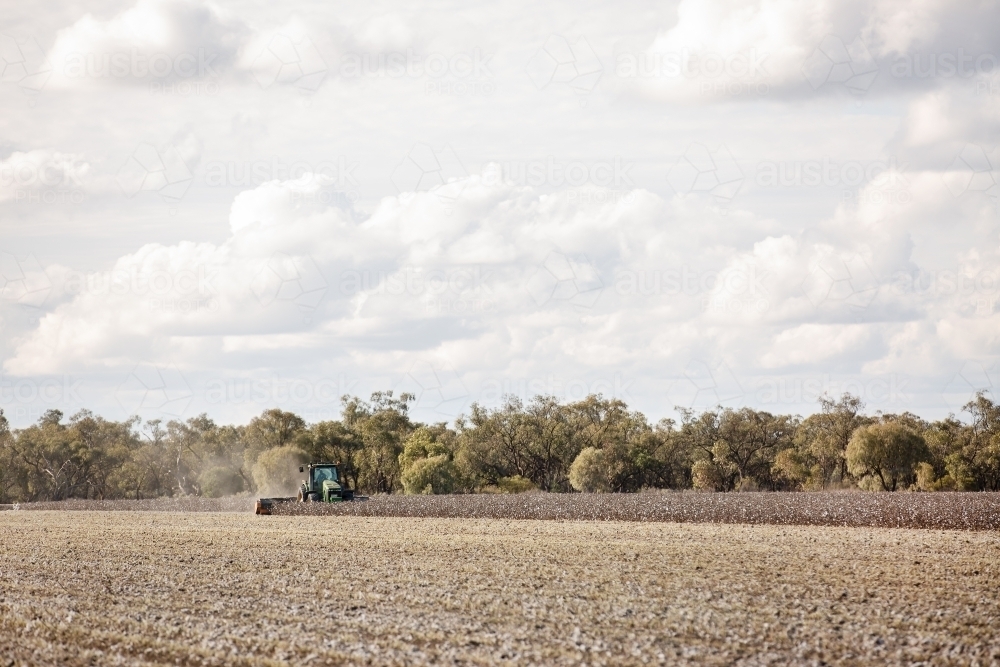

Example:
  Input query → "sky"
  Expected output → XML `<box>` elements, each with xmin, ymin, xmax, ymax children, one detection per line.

<box><xmin>1</xmin><ymin>0</ymin><xmax>999</xmax><ymax>428</ymax></box>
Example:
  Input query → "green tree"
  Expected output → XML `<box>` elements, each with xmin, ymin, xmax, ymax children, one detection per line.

<box><xmin>456</xmin><ymin>396</ymin><xmax>535</xmax><ymax>487</ymax></box>
<box><xmin>565</xmin><ymin>396</ymin><xmax>657</xmax><ymax>492</ymax></box>
<box><xmin>0</xmin><ymin>409</ymin><xmax>21</xmax><ymax>503</ymax></box>
<box><xmin>794</xmin><ymin>394</ymin><xmax>870</xmax><ymax>487</ymax></box>
<box><xmin>846</xmin><ymin>421</ymin><xmax>930</xmax><ymax>491</ymax></box>
<box><xmin>70</xmin><ymin>410</ymin><xmax>141</xmax><ymax>499</ymax></box>
<box><xmin>399</xmin><ymin>427</ymin><xmax>456</xmax><ymax>494</ymax></box>
<box><xmin>401</xmin><ymin>456</ymin><xmax>456</xmax><ymax>494</ymax></box>
<box><xmin>299</xmin><ymin>420</ymin><xmax>361</xmax><ymax>490</ymax></box>
<box><xmin>523</xmin><ymin>396</ymin><xmax>575</xmax><ymax>491</ymax></box>
<box><xmin>950</xmin><ymin>393</ymin><xmax>1000</xmax><ymax>491</ymax></box>
<box><xmin>9</xmin><ymin>411</ymin><xmax>99</xmax><ymax>500</ymax></box>
<box><xmin>243</xmin><ymin>409</ymin><xmax>306</xmax><ymax>469</ymax></box>
<box><xmin>568</xmin><ymin>447</ymin><xmax>609</xmax><ymax>492</ymax></box>
<box><xmin>771</xmin><ymin>447</ymin><xmax>810</xmax><ymax>489</ymax></box>
<box><xmin>110</xmin><ymin>419</ymin><xmax>174</xmax><ymax>500</ymax></box>
<box><xmin>712</xmin><ymin>408</ymin><xmax>796</xmax><ymax>490</ymax></box>
<box><xmin>677</xmin><ymin>408</ymin><xmax>726</xmax><ymax>487</ymax></box>
<box><xmin>691</xmin><ymin>459</ymin><xmax>724</xmax><ymax>491</ymax></box>
<box><xmin>342</xmin><ymin>392</ymin><xmax>414</xmax><ymax>493</ymax></box>
<box><xmin>641</xmin><ymin>419</ymin><xmax>695</xmax><ymax>490</ymax></box>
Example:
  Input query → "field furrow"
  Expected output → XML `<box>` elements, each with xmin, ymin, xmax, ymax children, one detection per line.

<box><xmin>2</xmin><ymin>511</ymin><xmax>999</xmax><ymax>665</ymax></box>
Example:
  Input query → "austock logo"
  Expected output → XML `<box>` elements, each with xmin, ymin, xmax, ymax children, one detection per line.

<box><xmin>0</xmin><ymin>152</ymin><xmax>89</xmax><ymax>204</ymax></box>
<box><xmin>482</xmin><ymin>156</ymin><xmax>635</xmax><ymax>189</ymax></box>
<box><xmin>615</xmin><ymin>48</ymin><xmax>768</xmax><ymax>80</ymax></box>
<box><xmin>942</xmin><ymin>362</ymin><xmax>998</xmax><ymax>410</ymax></box>
<box><xmin>666</xmin><ymin>143</ymin><xmax>743</xmax><ymax>207</ymax></box>
<box><xmin>62</xmin><ymin>48</ymin><xmax>220</xmax><ymax>81</ymax></box>
<box><xmin>391</xmin><ymin>143</ymin><xmax>468</xmax><ymax>212</ymax></box>
<box><xmin>615</xmin><ymin>265</ymin><xmax>770</xmax><ymax>316</ymax></box>
<box><xmin>116</xmin><ymin>143</ymin><xmax>195</xmax><ymax>203</ymax></box>
<box><xmin>480</xmin><ymin>373</ymin><xmax>634</xmax><ymax>404</ymax></box>
<box><xmin>396</xmin><ymin>361</ymin><xmax>470</xmax><ymax>417</ymax></box>
<box><xmin>667</xmin><ymin>359</ymin><xmax>746</xmax><ymax>410</ymax></box>
<box><xmin>0</xmin><ymin>374</ymin><xmax>86</xmax><ymax>424</ymax></box>
<box><xmin>890</xmin><ymin>267</ymin><xmax>1000</xmax><ymax>297</ymax></box>
<box><xmin>339</xmin><ymin>48</ymin><xmax>495</xmax><ymax>97</ymax></box>
<box><xmin>340</xmin><ymin>48</ymin><xmax>493</xmax><ymax>79</ymax></box>
<box><xmin>755</xmin><ymin>157</ymin><xmax>909</xmax><ymax>189</ymax></box>
<box><xmin>801</xmin><ymin>34</ymin><xmax>878</xmax><ymax>95</ymax></box>
<box><xmin>64</xmin><ymin>263</ymin><xmax>220</xmax><ymax>314</ymax></box>
<box><xmin>391</xmin><ymin>143</ymin><xmax>467</xmax><ymax>193</ymax></box>
<box><xmin>942</xmin><ymin>144</ymin><xmax>999</xmax><ymax>211</ymax></box>
<box><xmin>0</xmin><ymin>253</ymin><xmax>52</xmax><ymax>307</ymax></box>
<box><xmin>250</xmin><ymin>253</ymin><xmax>328</xmax><ymax>320</ymax></box>
<box><xmin>205</xmin><ymin>374</ymin><xmax>358</xmax><ymax>406</ymax></box>
<box><xmin>0</xmin><ymin>34</ymin><xmax>51</xmax><ymax>94</ymax></box>
<box><xmin>801</xmin><ymin>254</ymin><xmax>879</xmax><ymax>313</ymax></box>
<box><xmin>202</xmin><ymin>156</ymin><xmax>359</xmax><ymax>194</ymax></box>
<box><xmin>526</xmin><ymin>34</ymin><xmax>603</xmax><ymax>94</ymax></box>
<box><xmin>0</xmin><ymin>375</ymin><xmax>85</xmax><ymax>406</ymax></box>
<box><xmin>526</xmin><ymin>252</ymin><xmax>603</xmax><ymax>309</ymax></box>
<box><xmin>251</xmin><ymin>33</ymin><xmax>327</xmax><ymax>92</ymax></box>
<box><xmin>891</xmin><ymin>49</ymin><xmax>999</xmax><ymax>81</ymax></box>
<box><xmin>756</xmin><ymin>374</ymin><xmax>911</xmax><ymax>406</ymax></box>
<box><xmin>615</xmin><ymin>47</ymin><xmax>770</xmax><ymax>98</ymax></box>
<box><xmin>115</xmin><ymin>362</ymin><xmax>193</xmax><ymax>418</ymax></box>
<box><xmin>339</xmin><ymin>265</ymin><xmax>496</xmax><ymax>316</ymax></box>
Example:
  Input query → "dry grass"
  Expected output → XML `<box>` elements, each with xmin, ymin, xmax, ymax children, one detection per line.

<box><xmin>13</xmin><ymin>491</ymin><xmax>1000</xmax><ymax>530</ymax></box>
<box><xmin>1</xmin><ymin>511</ymin><xmax>999</xmax><ymax>666</ymax></box>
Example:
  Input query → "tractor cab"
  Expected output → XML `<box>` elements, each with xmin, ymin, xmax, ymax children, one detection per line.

<box><xmin>297</xmin><ymin>463</ymin><xmax>353</xmax><ymax>502</ymax></box>
<box><xmin>310</xmin><ymin>464</ymin><xmax>338</xmax><ymax>487</ymax></box>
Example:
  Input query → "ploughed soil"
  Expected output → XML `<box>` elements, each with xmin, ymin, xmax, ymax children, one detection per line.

<box><xmin>8</xmin><ymin>491</ymin><xmax>1000</xmax><ymax>530</ymax></box>
<box><xmin>1</xmin><ymin>511</ymin><xmax>999</xmax><ymax>665</ymax></box>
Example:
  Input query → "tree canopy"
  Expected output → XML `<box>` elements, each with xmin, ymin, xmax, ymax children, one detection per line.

<box><xmin>1</xmin><ymin>390</ymin><xmax>996</xmax><ymax>502</ymax></box>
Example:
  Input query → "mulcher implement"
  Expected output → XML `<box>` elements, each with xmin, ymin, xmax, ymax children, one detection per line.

<box><xmin>255</xmin><ymin>463</ymin><xmax>366</xmax><ymax>514</ymax></box>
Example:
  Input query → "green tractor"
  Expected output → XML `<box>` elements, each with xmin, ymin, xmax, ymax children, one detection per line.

<box><xmin>255</xmin><ymin>463</ymin><xmax>364</xmax><ymax>514</ymax></box>
<box><xmin>296</xmin><ymin>463</ymin><xmax>354</xmax><ymax>503</ymax></box>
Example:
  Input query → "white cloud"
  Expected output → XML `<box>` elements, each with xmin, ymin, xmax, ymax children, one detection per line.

<box><xmin>899</xmin><ymin>88</ymin><xmax>1000</xmax><ymax>152</ymax></box>
<box><xmin>0</xmin><ymin>174</ymin><xmax>709</xmax><ymax>380</ymax></box>
<box><xmin>621</xmin><ymin>0</ymin><xmax>1000</xmax><ymax>101</ymax></box>
<box><xmin>47</xmin><ymin>0</ymin><xmax>247</xmax><ymax>87</ymax></box>
<box><xmin>3</xmin><ymin>0</ymin><xmax>1000</xmax><ymax>424</ymax></box>
<box><xmin>7</xmin><ymin>161</ymin><xmax>989</xmax><ymax>398</ymax></box>
<box><xmin>762</xmin><ymin>323</ymin><xmax>874</xmax><ymax>368</ymax></box>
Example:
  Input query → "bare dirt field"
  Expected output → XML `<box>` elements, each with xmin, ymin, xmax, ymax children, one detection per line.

<box><xmin>1</xmin><ymin>511</ymin><xmax>999</xmax><ymax>666</ymax></box>
<box><xmin>12</xmin><ymin>491</ymin><xmax>1000</xmax><ymax>530</ymax></box>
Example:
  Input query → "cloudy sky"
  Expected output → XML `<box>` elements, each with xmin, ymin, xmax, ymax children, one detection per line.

<box><xmin>1</xmin><ymin>0</ymin><xmax>999</xmax><ymax>427</ymax></box>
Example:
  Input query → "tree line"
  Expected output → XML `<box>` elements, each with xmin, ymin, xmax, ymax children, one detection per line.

<box><xmin>1</xmin><ymin>390</ymin><xmax>999</xmax><ymax>503</ymax></box>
